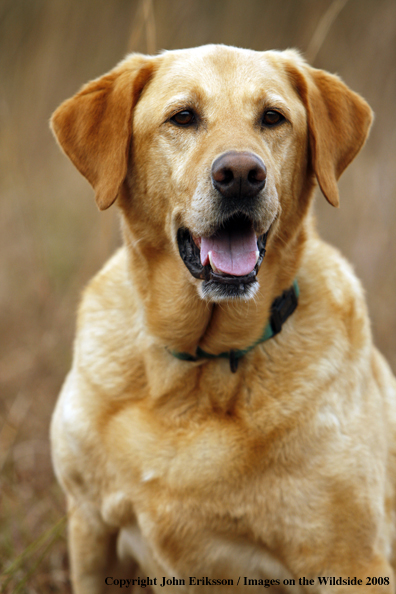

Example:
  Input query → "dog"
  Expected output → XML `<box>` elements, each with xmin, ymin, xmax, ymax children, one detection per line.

<box><xmin>50</xmin><ymin>45</ymin><xmax>396</xmax><ymax>593</ymax></box>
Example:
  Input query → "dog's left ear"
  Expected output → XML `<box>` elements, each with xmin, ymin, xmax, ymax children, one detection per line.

<box><xmin>51</xmin><ymin>54</ymin><xmax>154</xmax><ymax>210</ymax></box>
<box><xmin>285</xmin><ymin>54</ymin><xmax>373</xmax><ymax>207</ymax></box>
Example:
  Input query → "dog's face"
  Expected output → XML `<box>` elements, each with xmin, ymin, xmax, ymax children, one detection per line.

<box><xmin>129</xmin><ymin>46</ymin><xmax>310</xmax><ymax>301</ymax></box>
<box><xmin>51</xmin><ymin>45</ymin><xmax>372</xmax><ymax>303</ymax></box>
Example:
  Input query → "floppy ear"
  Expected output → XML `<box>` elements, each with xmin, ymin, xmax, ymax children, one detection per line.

<box><xmin>285</xmin><ymin>55</ymin><xmax>373</xmax><ymax>207</ymax></box>
<box><xmin>51</xmin><ymin>54</ymin><xmax>154</xmax><ymax>210</ymax></box>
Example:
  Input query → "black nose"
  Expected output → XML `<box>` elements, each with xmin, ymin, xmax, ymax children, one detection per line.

<box><xmin>211</xmin><ymin>151</ymin><xmax>267</xmax><ymax>200</ymax></box>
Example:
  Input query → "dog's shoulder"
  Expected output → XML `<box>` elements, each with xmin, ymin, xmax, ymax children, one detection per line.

<box><xmin>52</xmin><ymin>247</ymin><xmax>150</xmax><ymax>457</ymax></box>
<box><xmin>266</xmin><ymin>233</ymin><xmax>374</xmax><ymax>403</ymax></box>
<box><xmin>51</xmin><ymin>248</ymin><xmax>148</xmax><ymax>490</ymax></box>
<box><xmin>78</xmin><ymin>246</ymin><xmax>138</xmax><ymax>327</ymax></box>
<box><xmin>74</xmin><ymin>247</ymin><xmax>149</xmax><ymax>385</ymax></box>
<box><xmin>299</xmin><ymin>233</ymin><xmax>370</xmax><ymax>345</ymax></box>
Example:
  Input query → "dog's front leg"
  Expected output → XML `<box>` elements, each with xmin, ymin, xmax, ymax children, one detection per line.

<box><xmin>67</xmin><ymin>497</ymin><xmax>134</xmax><ymax>594</ymax></box>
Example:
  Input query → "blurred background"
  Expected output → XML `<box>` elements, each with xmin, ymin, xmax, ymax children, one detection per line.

<box><xmin>0</xmin><ymin>0</ymin><xmax>395</xmax><ymax>591</ymax></box>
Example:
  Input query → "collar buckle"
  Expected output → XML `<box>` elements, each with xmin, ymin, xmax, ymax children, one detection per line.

<box><xmin>229</xmin><ymin>349</ymin><xmax>239</xmax><ymax>373</ymax></box>
<box><xmin>270</xmin><ymin>282</ymin><xmax>299</xmax><ymax>336</ymax></box>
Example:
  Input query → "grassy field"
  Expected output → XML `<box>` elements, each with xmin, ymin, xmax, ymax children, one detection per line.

<box><xmin>1</xmin><ymin>0</ymin><xmax>395</xmax><ymax>591</ymax></box>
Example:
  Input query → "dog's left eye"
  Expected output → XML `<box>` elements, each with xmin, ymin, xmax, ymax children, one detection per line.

<box><xmin>262</xmin><ymin>110</ymin><xmax>285</xmax><ymax>127</ymax></box>
<box><xmin>170</xmin><ymin>110</ymin><xmax>196</xmax><ymax>126</ymax></box>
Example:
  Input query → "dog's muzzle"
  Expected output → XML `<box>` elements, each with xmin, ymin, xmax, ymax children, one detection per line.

<box><xmin>177</xmin><ymin>151</ymin><xmax>270</xmax><ymax>300</ymax></box>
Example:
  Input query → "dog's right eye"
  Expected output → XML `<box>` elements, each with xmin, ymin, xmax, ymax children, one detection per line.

<box><xmin>262</xmin><ymin>110</ymin><xmax>285</xmax><ymax>127</ymax></box>
<box><xmin>170</xmin><ymin>110</ymin><xmax>195</xmax><ymax>126</ymax></box>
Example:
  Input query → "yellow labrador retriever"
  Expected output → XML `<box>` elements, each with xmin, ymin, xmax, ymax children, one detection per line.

<box><xmin>51</xmin><ymin>45</ymin><xmax>396</xmax><ymax>593</ymax></box>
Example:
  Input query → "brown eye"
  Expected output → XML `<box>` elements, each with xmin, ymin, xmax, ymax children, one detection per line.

<box><xmin>171</xmin><ymin>110</ymin><xmax>195</xmax><ymax>126</ymax></box>
<box><xmin>262</xmin><ymin>110</ymin><xmax>285</xmax><ymax>126</ymax></box>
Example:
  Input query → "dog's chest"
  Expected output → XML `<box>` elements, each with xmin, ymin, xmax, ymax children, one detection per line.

<box><xmin>100</xmin><ymin>388</ymin><xmax>315</xmax><ymax>581</ymax></box>
<box><xmin>99</xmin><ymin>371</ymin><xmax>304</xmax><ymax>533</ymax></box>
<box><xmin>107</xmin><ymin>399</ymin><xmax>265</xmax><ymax>492</ymax></box>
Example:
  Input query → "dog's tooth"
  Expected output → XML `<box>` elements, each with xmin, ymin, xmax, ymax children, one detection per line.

<box><xmin>208</xmin><ymin>251</ymin><xmax>220</xmax><ymax>273</ymax></box>
<box><xmin>255</xmin><ymin>250</ymin><xmax>260</xmax><ymax>264</ymax></box>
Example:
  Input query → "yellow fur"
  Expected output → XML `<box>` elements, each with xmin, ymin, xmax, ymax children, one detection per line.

<box><xmin>51</xmin><ymin>45</ymin><xmax>395</xmax><ymax>593</ymax></box>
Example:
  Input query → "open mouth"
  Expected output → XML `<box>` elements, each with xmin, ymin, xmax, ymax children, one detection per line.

<box><xmin>177</xmin><ymin>214</ymin><xmax>268</xmax><ymax>300</ymax></box>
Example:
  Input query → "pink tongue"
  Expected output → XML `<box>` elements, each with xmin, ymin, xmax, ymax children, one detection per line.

<box><xmin>200</xmin><ymin>227</ymin><xmax>258</xmax><ymax>276</ymax></box>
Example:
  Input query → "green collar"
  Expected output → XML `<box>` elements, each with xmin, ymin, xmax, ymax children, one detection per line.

<box><xmin>169</xmin><ymin>279</ymin><xmax>299</xmax><ymax>373</ymax></box>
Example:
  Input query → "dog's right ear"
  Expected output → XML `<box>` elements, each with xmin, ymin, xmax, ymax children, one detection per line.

<box><xmin>51</xmin><ymin>54</ymin><xmax>155</xmax><ymax>210</ymax></box>
<box><xmin>283</xmin><ymin>51</ymin><xmax>373</xmax><ymax>208</ymax></box>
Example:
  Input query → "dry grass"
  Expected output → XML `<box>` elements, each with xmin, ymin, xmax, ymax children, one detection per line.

<box><xmin>1</xmin><ymin>0</ymin><xmax>395</xmax><ymax>591</ymax></box>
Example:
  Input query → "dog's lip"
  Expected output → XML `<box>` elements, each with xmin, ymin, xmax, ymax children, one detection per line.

<box><xmin>177</xmin><ymin>216</ymin><xmax>268</xmax><ymax>286</ymax></box>
<box><xmin>191</xmin><ymin>216</ymin><xmax>260</xmax><ymax>277</ymax></box>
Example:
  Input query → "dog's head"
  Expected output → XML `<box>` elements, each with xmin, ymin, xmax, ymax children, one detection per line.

<box><xmin>51</xmin><ymin>45</ymin><xmax>372</xmax><ymax>303</ymax></box>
